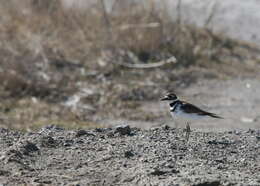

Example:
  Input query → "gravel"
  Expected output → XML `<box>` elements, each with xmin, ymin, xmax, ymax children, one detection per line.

<box><xmin>0</xmin><ymin>126</ymin><xmax>259</xmax><ymax>185</ymax></box>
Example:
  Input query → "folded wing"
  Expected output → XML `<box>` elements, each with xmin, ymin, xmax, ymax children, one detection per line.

<box><xmin>181</xmin><ymin>102</ymin><xmax>223</xmax><ymax>119</ymax></box>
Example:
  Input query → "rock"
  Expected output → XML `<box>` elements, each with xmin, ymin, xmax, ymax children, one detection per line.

<box><xmin>95</xmin><ymin>128</ymin><xmax>112</xmax><ymax>133</ymax></box>
<box><xmin>124</xmin><ymin>150</ymin><xmax>134</xmax><ymax>158</ymax></box>
<box><xmin>162</xmin><ymin>124</ymin><xmax>170</xmax><ymax>130</ymax></box>
<box><xmin>192</xmin><ymin>181</ymin><xmax>221</xmax><ymax>186</ymax></box>
<box><xmin>241</xmin><ymin>117</ymin><xmax>254</xmax><ymax>123</ymax></box>
<box><xmin>75</xmin><ymin>130</ymin><xmax>95</xmax><ymax>137</ymax></box>
<box><xmin>208</xmin><ymin>139</ymin><xmax>234</xmax><ymax>145</ymax></box>
<box><xmin>171</xmin><ymin>169</ymin><xmax>179</xmax><ymax>174</ymax></box>
<box><xmin>0</xmin><ymin>170</ymin><xmax>10</xmax><ymax>176</ymax></box>
<box><xmin>247</xmin><ymin>129</ymin><xmax>255</xmax><ymax>134</ymax></box>
<box><xmin>22</xmin><ymin>141</ymin><xmax>39</xmax><ymax>155</ymax></box>
<box><xmin>95</xmin><ymin>128</ymin><xmax>105</xmax><ymax>132</ymax></box>
<box><xmin>150</xmin><ymin>169</ymin><xmax>167</xmax><ymax>176</ymax></box>
<box><xmin>106</xmin><ymin>131</ymin><xmax>115</xmax><ymax>138</ymax></box>
<box><xmin>40</xmin><ymin>136</ymin><xmax>58</xmax><ymax>148</ymax></box>
<box><xmin>38</xmin><ymin>125</ymin><xmax>64</xmax><ymax>134</ymax></box>
<box><xmin>114</xmin><ymin>125</ymin><xmax>132</xmax><ymax>136</ymax></box>
<box><xmin>63</xmin><ymin>140</ymin><xmax>74</xmax><ymax>147</ymax></box>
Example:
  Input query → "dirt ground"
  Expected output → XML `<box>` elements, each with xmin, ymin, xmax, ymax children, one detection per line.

<box><xmin>0</xmin><ymin>125</ymin><xmax>259</xmax><ymax>186</ymax></box>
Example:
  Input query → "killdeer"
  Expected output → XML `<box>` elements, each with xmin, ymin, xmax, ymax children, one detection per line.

<box><xmin>161</xmin><ymin>93</ymin><xmax>223</xmax><ymax>141</ymax></box>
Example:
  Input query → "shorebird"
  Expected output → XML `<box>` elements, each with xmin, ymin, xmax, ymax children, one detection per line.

<box><xmin>161</xmin><ymin>93</ymin><xmax>223</xmax><ymax>141</ymax></box>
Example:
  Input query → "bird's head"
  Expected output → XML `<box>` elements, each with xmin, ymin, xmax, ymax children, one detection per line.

<box><xmin>160</xmin><ymin>93</ymin><xmax>178</xmax><ymax>101</ymax></box>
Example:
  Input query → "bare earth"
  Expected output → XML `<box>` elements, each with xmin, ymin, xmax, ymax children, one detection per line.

<box><xmin>0</xmin><ymin>125</ymin><xmax>259</xmax><ymax>186</ymax></box>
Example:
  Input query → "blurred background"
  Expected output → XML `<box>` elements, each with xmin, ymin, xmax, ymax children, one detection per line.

<box><xmin>0</xmin><ymin>0</ymin><xmax>259</xmax><ymax>131</ymax></box>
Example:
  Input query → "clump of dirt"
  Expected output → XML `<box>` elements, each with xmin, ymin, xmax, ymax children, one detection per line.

<box><xmin>0</xmin><ymin>126</ymin><xmax>259</xmax><ymax>185</ymax></box>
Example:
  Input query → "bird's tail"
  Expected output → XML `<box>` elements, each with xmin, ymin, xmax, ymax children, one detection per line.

<box><xmin>208</xmin><ymin>113</ymin><xmax>224</xmax><ymax>119</ymax></box>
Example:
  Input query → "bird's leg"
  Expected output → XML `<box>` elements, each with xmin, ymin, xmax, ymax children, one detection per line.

<box><xmin>185</xmin><ymin>122</ymin><xmax>191</xmax><ymax>141</ymax></box>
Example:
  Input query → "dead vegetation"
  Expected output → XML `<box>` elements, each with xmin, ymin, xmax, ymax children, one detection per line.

<box><xmin>0</xmin><ymin>0</ymin><xmax>259</xmax><ymax>130</ymax></box>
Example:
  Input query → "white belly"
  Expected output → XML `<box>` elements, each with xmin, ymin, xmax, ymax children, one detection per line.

<box><xmin>170</xmin><ymin>106</ymin><xmax>204</xmax><ymax>120</ymax></box>
<box><xmin>171</xmin><ymin>111</ymin><xmax>204</xmax><ymax>120</ymax></box>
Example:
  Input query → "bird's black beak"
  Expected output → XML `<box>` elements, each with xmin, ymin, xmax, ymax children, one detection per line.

<box><xmin>160</xmin><ymin>96</ymin><xmax>169</xmax><ymax>101</ymax></box>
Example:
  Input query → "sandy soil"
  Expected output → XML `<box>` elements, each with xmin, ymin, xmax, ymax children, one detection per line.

<box><xmin>0</xmin><ymin>125</ymin><xmax>259</xmax><ymax>185</ymax></box>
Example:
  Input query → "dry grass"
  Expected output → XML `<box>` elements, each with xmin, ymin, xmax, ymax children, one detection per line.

<box><xmin>0</xmin><ymin>97</ymin><xmax>101</xmax><ymax>131</ymax></box>
<box><xmin>0</xmin><ymin>0</ymin><xmax>253</xmax><ymax>69</ymax></box>
<box><xmin>0</xmin><ymin>0</ymin><xmax>259</xmax><ymax>130</ymax></box>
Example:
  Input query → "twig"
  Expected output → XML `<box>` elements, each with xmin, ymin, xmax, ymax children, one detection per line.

<box><xmin>176</xmin><ymin>0</ymin><xmax>182</xmax><ymax>25</ymax></box>
<box><xmin>115</xmin><ymin>56</ymin><xmax>177</xmax><ymax>69</ymax></box>
<box><xmin>118</xmin><ymin>22</ymin><xmax>160</xmax><ymax>31</ymax></box>
<box><xmin>204</xmin><ymin>1</ymin><xmax>219</xmax><ymax>27</ymax></box>
<box><xmin>99</xmin><ymin>0</ymin><xmax>112</xmax><ymax>38</ymax></box>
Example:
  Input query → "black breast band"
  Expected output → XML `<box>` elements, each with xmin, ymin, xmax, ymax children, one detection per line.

<box><xmin>170</xmin><ymin>100</ymin><xmax>180</xmax><ymax>112</ymax></box>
